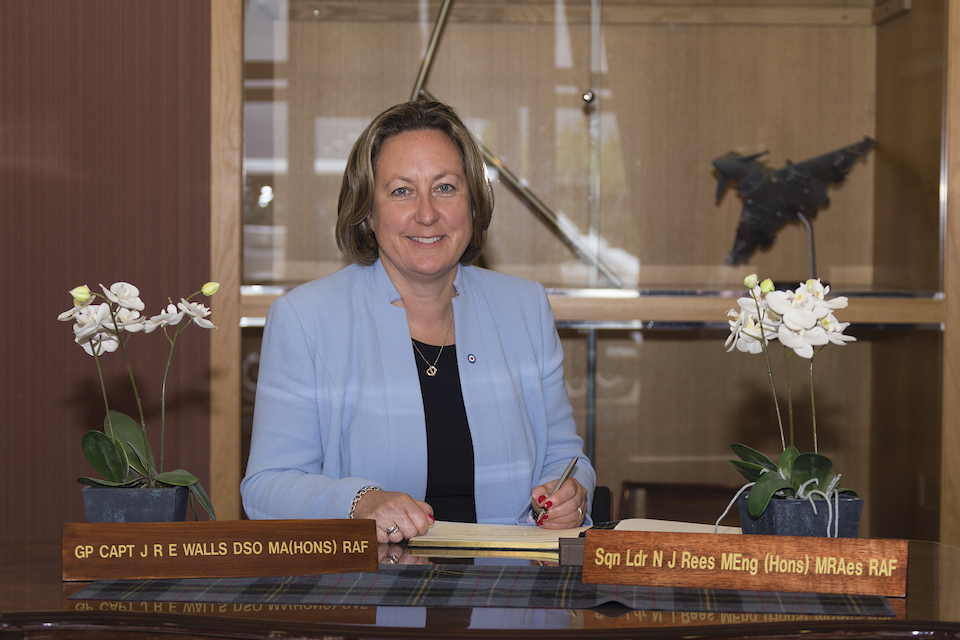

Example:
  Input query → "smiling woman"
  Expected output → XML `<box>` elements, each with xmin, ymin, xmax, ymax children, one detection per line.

<box><xmin>335</xmin><ymin>100</ymin><xmax>492</xmax><ymax>269</ymax></box>
<box><xmin>368</xmin><ymin>129</ymin><xmax>473</xmax><ymax>297</ymax></box>
<box><xmin>240</xmin><ymin>99</ymin><xmax>596</xmax><ymax>544</ymax></box>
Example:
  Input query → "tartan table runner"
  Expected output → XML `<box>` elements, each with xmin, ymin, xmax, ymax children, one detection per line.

<box><xmin>71</xmin><ymin>564</ymin><xmax>895</xmax><ymax>616</ymax></box>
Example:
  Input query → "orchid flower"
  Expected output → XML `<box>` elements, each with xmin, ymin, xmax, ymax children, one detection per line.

<box><xmin>726</xmin><ymin>302</ymin><xmax>778</xmax><ymax>354</ymax></box>
<box><xmin>178</xmin><ymin>298</ymin><xmax>216</xmax><ymax>329</ymax></box>
<box><xmin>101</xmin><ymin>282</ymin><xmax>145</xmax><ymax>311</ymax></box>
<box><xmin>777</xmin><ymin>321</ymin><xmax>829</xmax><ymax>359</ymax></box>
<box><xmin>820</xmin><ymin>312</ymin><xmax>856</xmax><ymax>346</ymax></box>
<box><xmin>805</xmin><ymin>278</ymin><xmax>849</xmax><ymax>310</ymax></box>
<box><xmin>72</xmin><ymin>302</ymin><xmax>112</xmax><ymax>341</ymax></box>
<box><xmin>72</xmin><ymin>302</ymin><xmax>120</xmax><ymax>356</ymax></box>
<box><xmin>77</xmin><ymin>330</ymin><xmax>120</xmax><ymax>356</ymax></box>
<box><xmin>725</xmin><ymin>274</ymin><xmax>855</xmax><ymax>451</ymax></box>
<box><xmin>144</xmin><ymin>303</ymin><xmax>185</xmax><ymax>333</ymax></box>
<box><xmin>104</xmin><ymin>307</ymin><xmax>148</xmax><ymax>334</ymax></box>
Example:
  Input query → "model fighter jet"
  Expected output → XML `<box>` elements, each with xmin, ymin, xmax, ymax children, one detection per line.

<box><xmin>713</xmin><ymin>136</ymin><xmax>876</xmax><ymax>265</ymax></box>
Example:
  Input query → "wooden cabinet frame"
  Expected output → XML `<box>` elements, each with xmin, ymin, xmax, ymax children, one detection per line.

<box><xmin>942</xmin><ymin>0</ymin><xmax>960</xmax><ymax>545</ymax></box>
<box><xmin>210</xmin><ymin>0</ymin><xmax>243</xmax><ymax>522</ymax></box>
<box><xmin>209</xmin><ymin>1</ymin><xmax>960</xmax><ymax>542</ymax></box>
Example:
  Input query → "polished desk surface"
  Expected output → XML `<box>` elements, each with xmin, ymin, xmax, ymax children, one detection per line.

<box><xmin>2</xmin><ymin>537</ymin><xmax>960</xmax><ymax>639</ymax></box>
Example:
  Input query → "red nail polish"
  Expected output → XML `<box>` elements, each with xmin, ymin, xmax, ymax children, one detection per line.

<box><xmin>541</xmin><ymin>513</ymin><xmax>548</xmax><ymax>520</ymax></box>
<box><xmin>428</xmin><ymin>514</ymin><xmax>434</xmax><ymax>522</ymax></box>
<box><xmin>545</xmin><ymin>501</ymin><xmax>553</xmax><ymax>509</ymax></box>
<box><xmin>537</xmin><ymin>495</ymin><xmax>545</xmax><ymax>504</ymax></box>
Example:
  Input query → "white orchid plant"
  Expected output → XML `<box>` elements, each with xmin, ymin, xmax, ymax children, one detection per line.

<box><xmin>58</xmin><ymin>281</ymin><xmax>219</xmax><ymax>520</ymax></box>
<box><xmin>725</xmin><ymin>274</ymin><xmax>858</xmax><ymax>520</ymax></box>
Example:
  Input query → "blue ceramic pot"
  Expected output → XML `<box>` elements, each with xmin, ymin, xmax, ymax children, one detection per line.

<box><xmin>82</xmin><ymin>486</ymin><xmax>189</xmax><ymax>523</ymax></box>
<box><xmin>737</xmin><ymin>492</ymin><xmax>862</xmax><ymax>538</ymax></box>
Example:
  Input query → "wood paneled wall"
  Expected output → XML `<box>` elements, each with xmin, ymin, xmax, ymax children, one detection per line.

<box><xmin>235</xmin><ymin>1</ymin><xmax>948</xmax><ymax>539</ymax></box>
<box><xmin>875</xmin><ymin>0</ymin><xmax>945</xmax><ymax>290</ymax></box>
<box><xmin>260</xmin><ymin>3</ymin><xmax>891</xmax><ymax>291</ymax></box>
<box><xmin>0</xmin><ymin>0</ymin><xmax>214</xmax><ymax>541</ymax></box>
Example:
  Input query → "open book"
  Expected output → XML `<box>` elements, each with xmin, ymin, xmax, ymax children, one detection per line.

<box><xmin>408</xmin><ymin>518</ymin><xmax>739</xmax><ymax>552</ymax></box>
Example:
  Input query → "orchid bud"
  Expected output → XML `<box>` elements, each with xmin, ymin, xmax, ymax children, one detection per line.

<box><xmin>201</xmin><ymin>281</ymin><xmax>220</xmax><ymax>296</ymax></box>
<box><xmin>69</xmin><ymin>285</ymin><xmax>92</xmax><ymax>304</ymax></box>
<box><xmin>743</xmin><ymin>274</ymin><xmax>758</xmax><ymax>289</ymax></box>
<box><xmin>760</xmin><ymin>278</ymin><xmax>775</xmax><ymax>293</ymax></box>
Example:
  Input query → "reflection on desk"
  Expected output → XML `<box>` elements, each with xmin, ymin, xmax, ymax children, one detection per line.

<box><xmin>2</xmin><ymin>538</ymin><xmax>960</xmax><ymax>639</ymax></box>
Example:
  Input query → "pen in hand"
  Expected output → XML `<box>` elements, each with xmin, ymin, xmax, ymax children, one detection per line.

<box><xmin>536</xmin><ymin>457</ymin><xmax>578</xmax><ymax>525</ymax></box>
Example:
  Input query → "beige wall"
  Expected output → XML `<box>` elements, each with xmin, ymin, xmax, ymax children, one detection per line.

<box><xmin>236</xmin><ymin>1</ymin><xmax>949</xmax><ymax>540</ymax></box>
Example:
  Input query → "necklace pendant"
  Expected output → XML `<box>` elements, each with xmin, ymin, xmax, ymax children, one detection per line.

<box><xmin>426</xmin><ymin>365</ymin><xmax>438</xmax><ymax>377</ymax></box>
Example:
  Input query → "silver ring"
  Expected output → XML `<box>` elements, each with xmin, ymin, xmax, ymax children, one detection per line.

<box><xmin>386</xmin><ymin>554</ymin><xmax>399</xmax><ymax>564</ymax></box>
<box><xmin>384</xmin><ymin>524</ymin><xmax>400</xmax><ymax>536</ymax></box>
<box><xmin>577</xmin><ymin>507</ymin><xmax>584</xmax><ymax>520</ymax></box>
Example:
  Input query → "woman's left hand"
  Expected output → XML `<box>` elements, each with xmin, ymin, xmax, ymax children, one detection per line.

<box><xmin>530</xmin><ymin>478</ymin><xmax>588</xmax><ymax>529</ymax></box>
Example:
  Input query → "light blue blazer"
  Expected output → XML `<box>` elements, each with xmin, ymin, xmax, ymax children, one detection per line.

<box><xmin>240</xmin><ymin>260</ymin><xmax>596</xmax><ymax>524</ymax></box>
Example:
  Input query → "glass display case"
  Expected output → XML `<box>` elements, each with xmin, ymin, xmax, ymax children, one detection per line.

<box><xmin>237</xmin><ymin>0</ymin><xmax>949</xmax><ymax>539</ymax></box>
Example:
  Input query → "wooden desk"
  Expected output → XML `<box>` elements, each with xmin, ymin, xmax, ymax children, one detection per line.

<box><xmin>2</xmin><ymin>538</ymin><xmax>960</xmax><ymax>639</ymax></box>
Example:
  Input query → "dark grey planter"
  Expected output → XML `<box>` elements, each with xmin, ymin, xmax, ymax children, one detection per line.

<box><xmin>737</xmin><ymin>492</ymin><xmax>862</xmax><ymax>538</ymax></box>
<box><xmin>82</xmin><ymin>486</ymin><xmax>189</xmax><ymax>523</ymax></box>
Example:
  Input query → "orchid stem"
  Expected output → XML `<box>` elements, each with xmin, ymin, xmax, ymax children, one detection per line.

<box><xmin>92</xmin><ymin>349</ymin><xmax>114</xmax><ymax>440</ymax></box>
<box><xmin>810</xmin><ymin>355</ymin><xmax>818</xmax><ymax>454</ymax></box>
<box><xmin>784</xmin><ymin>349</ymin><xmax>794</xmax><ymax>449</ymax></box>
<box><xmin>752</xmin><ymin>289</ymin><xmax>785</xmax><ymax>451</ymax></box>
<box><xmin>110</xmin><ymin>304</ymin><xmax>156</xmax><ymax>486</ymax></box>
<box><xmin>159</xmin><ymin>323</ymin><xmax>186</xmax><ymax>474</ymax></box>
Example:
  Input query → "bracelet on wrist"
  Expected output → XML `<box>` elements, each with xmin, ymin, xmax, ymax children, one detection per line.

<box><xmin>348</xmin><ymin>485</ymin><xmax>380</xmax><ymax>519</ymax></box>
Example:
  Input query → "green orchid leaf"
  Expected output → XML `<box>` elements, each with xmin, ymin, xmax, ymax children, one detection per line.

<box><xmin>81</xmin><ymin>430</ymin><xmax>127</xmax><ymax>483</ymax></box>
<box><xmin>777</xmin><ymin>446</ymin><xmax>800</xmax><ymax>485</ymax></box>
<box><xmin>112</xmin><ymin>436</ymin><xmax>132</xmax><ymax>474</ymax></box>
<box><xmin>104</xmin><ymin>410</ymin><xmax>141</xmax><ymax>444</ymax></box>
<box><xmin>124</xmin><ymin>440</ymin><xmax>153</xmax><ymax>477</ymax></box>
<box><xmin>124</xmin><ymin>447</ymin><xmax>148</xmax><ymax>476</ymax></box>
<box><xmin>839</xmin><ymin>488</ymin><xmax>859</xmax><ymax>497</ymax></box>
<box><xmin>107</xmin><ymin>411</ymin><xmax>157</xmax><ymax>474</ymax></box>
<box><xmin>814</xmin><ymin>471</ymin><xmax>841</xmax><ymax>495</ymax></box>
<box><xmin>728</xmin><ymin>459</ymin><xmax>767</xmax><ymax>483</ymax></box>
<box><xmin>154</xmin><ymin>469</ymin><xmax>199</xmax><ymax>486</ymax></box>
<box><xmin>189</xmin><ymin>481</ymin><xmax>217</xmax><ymax>522</ymax></box>
<box><xmin>747</xmin><ymin>471</ymin><xmax>794</xmax><ymax>518</ymax></box>
<box><xmin>77</xmin><ymin>476</ymin><xmax>144</xmax><ymax>489</ymax></box>
<box><xmin>793</xmin><ymin>453</ymin><xmax>834</xmax><ymax>490</ymax></box>
<box><xmin>731</xmin><ymin>444</ymin><xmax>777</xmax><ymax>471</ymax></box>
<box><xmin>154</xmin><ymin>470</ymin><xmax>217</xmax><ymax>521</ymax></box>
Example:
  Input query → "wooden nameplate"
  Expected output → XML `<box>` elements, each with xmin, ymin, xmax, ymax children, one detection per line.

<box><xmin>582</xmin><ymin>530</ymin><xmax>907</xmax><ymax>597</ymax></box>
<box><xmin>62</xmin><ymin>519</ymin><xmax>378</xmax><ymax>581</ymax></box>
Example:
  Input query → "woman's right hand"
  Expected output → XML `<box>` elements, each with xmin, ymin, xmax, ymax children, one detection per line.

<box><xmin>353</xmin><ymin>489</ymin><xmax>434</xmax><ymax>544</ymax></box>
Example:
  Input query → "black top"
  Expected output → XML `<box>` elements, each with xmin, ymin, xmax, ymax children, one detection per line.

<box><xmin>412</xmin><ymin>340</ymin><xmax>477</xmax><ymax>523</ymax></box>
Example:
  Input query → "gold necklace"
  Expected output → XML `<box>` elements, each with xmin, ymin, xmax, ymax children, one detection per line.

<box><xmin>412</xmin><ymin>307</ymin><xmax>454</xmax><ymax>377</ymax></box>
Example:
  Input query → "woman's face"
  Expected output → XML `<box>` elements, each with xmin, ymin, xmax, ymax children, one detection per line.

<box><xmin>369</xmin><ymin>129</ymin><xmax>472</xmax><ymax>290</ymax></box>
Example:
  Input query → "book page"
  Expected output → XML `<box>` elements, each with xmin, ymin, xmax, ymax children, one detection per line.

<box><xmin>408</xmin><ymin>521</ymin><xmax>590</xmax><ymax>550</ymax></box>
<box><xmin>407</xmin><ymin>518</ymin><xmax>740</xmax><ymax>552</ymax></box>
<box><xmin>407</xmin><ymin>547</ymin><xmax>562</xmax><ymax>563</ymax></box>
